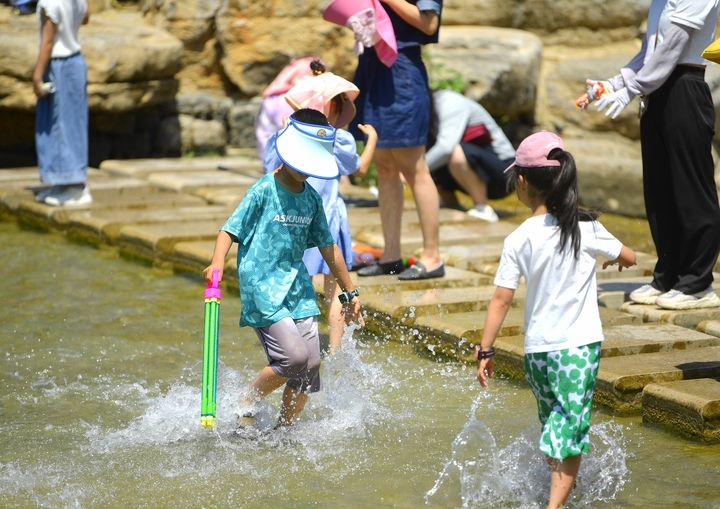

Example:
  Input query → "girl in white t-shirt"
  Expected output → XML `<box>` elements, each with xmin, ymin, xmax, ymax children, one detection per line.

<box><xmin>475</xmin><ymin>131</ymin><xmax>636</xmax><ymax>509</ymax></box>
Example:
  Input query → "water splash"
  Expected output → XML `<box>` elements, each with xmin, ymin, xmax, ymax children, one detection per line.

<box><xmin>425</xmin><ymin>394</ymin><xmax>631</xmax><ymax>508</ymax></box>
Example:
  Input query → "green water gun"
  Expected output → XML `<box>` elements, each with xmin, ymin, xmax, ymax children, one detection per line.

<box><xmin>201</xmin><ymin>269</ymin><xmax>221</xmax><ymax>428</ymax></box>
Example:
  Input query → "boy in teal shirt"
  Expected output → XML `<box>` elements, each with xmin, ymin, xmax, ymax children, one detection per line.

<box><xmin>203</xmin><ymin>109</ymin><xmax>363</xmax><ymax>430</ymax></box>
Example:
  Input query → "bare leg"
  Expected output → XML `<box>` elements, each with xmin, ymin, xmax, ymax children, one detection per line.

<box><xmin>394</xmin><ymin>146</ymin><xmax>441</xmax><ymax>270</ymax></box>
<box><xmin>447</xmin><ymin>145</ymin><xmax>489</xmax><ymax>206</ymax></box>
<box><xmin>324</xmin><ymin>274</ymin><xmax>346</xmax><ymax>354</ymax></box>
<box><xmin>374</xmin><ymin>148</ymin><xmax>404</xmax><ymax>263</ymax></box>
<box><xmin>243</xmin><ymin>366</ymin><xmax>288</xmax><ymax>403</ymax></box>
<box><xmin>277</xmin><ymin>385</ymin><xmax>309</xmax><ymax>428</ymax></box>
<box><xmin>547</xmin><ymin>455</ymin><xmax>581</xmax><ymax>509</ymax></box>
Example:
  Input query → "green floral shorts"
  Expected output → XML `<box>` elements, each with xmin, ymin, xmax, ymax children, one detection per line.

<box><xmin>523</xmin><ymin>342</ymin><xmax>601</xmax><ymax>460</ymax></box>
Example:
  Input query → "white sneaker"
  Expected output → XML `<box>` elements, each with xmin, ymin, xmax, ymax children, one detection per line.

<box><xmin>466</xmin><ymin>204</ymin><xmax>499</xmax><ymax>223</ymax></box>
<box><xmin>34</xmin><ymin>186</ymin><xmax>55</xmax><ymax>203</ymax></box>
<box><xmin>43</xmin><ymin>186</ymin><xmax>92</xmax><ymax>207</ymax></box>
<box><xmin>655</xmin><ymin>286</ymin><xmax>720</xmax><ymax>310</ymax></box>
<box><xmin>629</xmin><ymin>284</ymin><xmax>662</xmax><ymax>304</ymax></box>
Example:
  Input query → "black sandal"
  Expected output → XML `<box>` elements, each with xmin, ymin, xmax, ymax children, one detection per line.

<box><xmin>357</xmin><ymin>259</ymin><xmax>405</xmax><ymax>276</ymax></box>
<box><xmin>398</xmin><ymin>261</ymin><xmax>445</xmax><ymax>281</ymax></box>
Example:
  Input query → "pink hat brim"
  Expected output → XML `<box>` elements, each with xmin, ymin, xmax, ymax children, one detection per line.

<box><xmin>285</xmin><ymin>72</ymin><xmax>360</xmax><ymax>127</ymax></box>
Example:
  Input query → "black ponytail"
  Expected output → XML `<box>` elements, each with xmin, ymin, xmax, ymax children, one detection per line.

<box><xmin>514</xmin><ymin>148</ymin><xmax>599</xmax><ymax>258</ymax></box>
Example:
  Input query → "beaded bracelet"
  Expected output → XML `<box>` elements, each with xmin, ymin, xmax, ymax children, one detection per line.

<box><xmin>475</xmin><ymin>345</ymin><xmax>495</xmax><ymax>360</ymax></box>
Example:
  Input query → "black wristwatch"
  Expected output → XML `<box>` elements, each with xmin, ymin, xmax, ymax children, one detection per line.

<box><xmin>338</xmin><ymin>289</ymin><xmax>359</xmax><ymax>304</ymax></box>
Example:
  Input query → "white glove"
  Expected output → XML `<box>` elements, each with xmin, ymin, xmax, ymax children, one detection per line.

<box><xmin>596</xmin><ymin>87</ymin><xmax>635</xmax><ymax>120</ymax></box>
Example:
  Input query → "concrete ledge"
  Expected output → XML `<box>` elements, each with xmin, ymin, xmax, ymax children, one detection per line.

<box><xmin>356</xmin><ymin>221</ymin><xmax>518</xmax><ymax>254</ymax></box>
<box><xmin>118</xmin><ymin>220</ymin><xmax>224</xmax><ymax>265</ymax></box>
<box><xmin>350</xmin><ymin>265</ymin><xmax>493</xmax><ymax>294</ymax></box>
<box><xmin>602</xmin><ymin>323</ymin><xmax>720</xmax><ymax>357</ymax></box>
<box><xmin>596</xmin><ymin>346</ymin><xmax>720</xmax><ymax>414</ymax></box>
<box><xmin>99</xmin><ymin>156</ymin><xmax>263</xmax><ymax>178</ymax></box>
<box><xmin>63</xmin><ymin>196</ymin><xmax>211</xmax><ymax>246</ymax></box>
<box><xmin>172</xmin><ymin>240</ymin><xmax>237</xmax><ymax>277</ymax></box>
<box><xmin>361</xmin><ymin>285</ymin><xmax>525</xmax><ymax>327</ymax></box>
<box><xmin>619</xmin><ymin>301</ymin><xmax>720</xmax><ymax>330</ymax></box>
<box><xmin>146</xmin><ymin>170</ymin><xmax>256</xmax><ymax>194</ymax></box>
<box><xmin>192</xmin><ymin>186</ymin><xmax>250</xmax><ymax>206</ymax></box>
<box><xmin>643</xmin><ymin>378</ymin><xmax>720</xmax><ymax>442</ymax></box>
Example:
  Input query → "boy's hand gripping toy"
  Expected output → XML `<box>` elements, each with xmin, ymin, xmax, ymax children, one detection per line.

<box><xmin>201</xmin><ymin>269</ymin><xmax>221</xmax><ymax>428</ymax></box>
<box><xmin>575</xmin><ymin>80</ymin><xmax>614</xmax><ymax>110</ymax></box>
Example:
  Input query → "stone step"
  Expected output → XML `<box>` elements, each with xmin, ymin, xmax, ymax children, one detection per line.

<box><xmin>595</xmin><ymin>346</ymin><xmax>720</xmax><ymax>413</ymax></box>
<box><xmin>172</xmin><ymin>240</ymin><xmax>237</xmax><ymax>283</ymax></box>
<box><xmin>642</xmin><ymin>378</ymin><xmax>720</xmax><ymax>442</ymax></box>
<box><xmin>356</xmin><ymin>221</ymin><xmax>518</xmax><ymax>253</ymax></box>
<box><xmin>15</xmin><ymin>186</ymin><xmax>206</xmax><ymax>233</ymax></box>
<box><xmin>350</xmin><ymin>264</ymin><xmax>493</xmax><ymax>294</ymax></box>
<box><xmin>65</xmin><ymin>205</ymin><xmax>230</xmax><ymax>246</ymax></box>
<box><xmin>619</xmin><ymin>299</ymin><xmax>720</xmax><ymax>332</ymax></box>
<box><xmin>347</xmin><ymin>206</ymin><xmax>470</xmax><ymax>232</ymax></box>
<box><xmin>146</xmin><ymin>170</ymin><xmax>257</xmax><ymax>194</ymax></box>
<box><xmin>99</xmin><ymin>156</ymin><xmax>263</xmax><ymax>178</ymax></box>
<box><xmin>191</xmin><ymin>186</ymin><xmax>250</xmax><ymax>206</ymax></box>
<box><xmin>361</xmin><ymin>284</ymin><xmax>526</xmax><ymax>327</ymax></box>
<box><xmin>403</xmin><ymin>306</ymin><xmax>639</xmax><ymax>362</ymax></box>
<box><xmin>493</xmin><ymin>322</ymin><xmax>720</xmax><ymax>383</ymax></box>
<box><xmin>118</xmin><ymin>220</ymin><xmax>225</xmax><ymax>265</ymax></box>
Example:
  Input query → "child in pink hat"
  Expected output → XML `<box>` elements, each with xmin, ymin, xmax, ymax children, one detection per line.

<box><xmin>254</xmin><ymin>56</ymin><xmax>317</xmax><ymax>159</ymax></box>
<box><xmin>477</xmin><ymin>131</ymin><xmax>636</xmax><ymax>508</ymax></box>
<box><xmin>264</xmin><ymin>60</ymin><xmax>378</xmax><ymax>354</ymax></box>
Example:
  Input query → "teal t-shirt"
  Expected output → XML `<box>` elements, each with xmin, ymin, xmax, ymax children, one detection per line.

<box><xmin>222</xmin><ymin>173</ymin><xmax>335</xmax><ymax>328</ymax></box>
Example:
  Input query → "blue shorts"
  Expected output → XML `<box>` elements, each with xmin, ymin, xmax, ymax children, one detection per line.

<box><xmin>523</xmin><ymin>342</ymin><xmax>601</xmax><ymax>460</ymax></box>
<box><xmin>351</xmin><ymin>46</ymin><xmax>430</xmax><ymax>148</ymax></box>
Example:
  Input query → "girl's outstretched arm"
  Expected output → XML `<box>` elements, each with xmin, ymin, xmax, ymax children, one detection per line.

<box><xmin>355</xmin><ymin>124</ymin><xmax>378</xmax><ymax>176</ymax></box>
<box><xmin>602</xmin><ymin>245</ymin><xmax>636</xmax><ymax>272</ymax></box>
<box><xmin>477</xmin><ymin>286</ymin><xmax>514</xmax><ymax>387</ymax></box>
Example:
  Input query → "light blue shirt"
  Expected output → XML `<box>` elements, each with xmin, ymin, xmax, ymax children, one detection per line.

<box><xmin>222</xmin><ymin>173</ymin><xmax>335</xmax><ymax>328</ymax></box>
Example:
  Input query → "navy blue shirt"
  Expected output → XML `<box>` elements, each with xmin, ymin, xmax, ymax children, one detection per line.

<box><xmin>385</xmin><ymin>0</ymin><xmax>442</xmax><ymax>49</ymax></box>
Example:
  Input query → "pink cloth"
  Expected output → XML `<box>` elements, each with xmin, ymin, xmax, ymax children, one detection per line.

<box><xmin>262</xmin><ymin>56</ymin><xmax>317</xmax><ymax>97</ymax></box>
<box><xmin>323</xmin><ymin>0</ymin><xmax>397</xmax><ymax>67</ymax></box>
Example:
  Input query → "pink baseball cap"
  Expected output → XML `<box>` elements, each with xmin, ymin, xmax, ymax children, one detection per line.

<box><xmin>504</xmin><ymin>131</ymin><xmax>563</xmax><ymax>173</ymax></box>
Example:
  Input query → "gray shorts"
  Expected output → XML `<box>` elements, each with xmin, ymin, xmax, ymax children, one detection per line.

<box><xmin>253</xmin><ymin>316</ymin><xmax>321</xmax><ymax>393</ymax></box>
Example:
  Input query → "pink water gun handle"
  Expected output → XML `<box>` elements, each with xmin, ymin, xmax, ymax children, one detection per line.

<box><xmin>204</xmin><ymin>269</ymin><xmax>222</xmax><ymax>300</ymax></box>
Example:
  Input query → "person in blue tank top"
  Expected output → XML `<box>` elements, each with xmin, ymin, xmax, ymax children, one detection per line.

<box><xmin>204</xmin><ymin>109</ymin><xmax>364</xmax><ymax>431</ymax></box>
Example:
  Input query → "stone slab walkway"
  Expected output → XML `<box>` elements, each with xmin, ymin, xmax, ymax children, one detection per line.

<box><xmin>2</xmin><ymin>157</ymin><xmax>720</xmax><ymax>442</ymax></box>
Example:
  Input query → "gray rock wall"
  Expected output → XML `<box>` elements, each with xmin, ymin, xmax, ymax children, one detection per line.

<box><xmin>4</xmin><ymin>0</ymin><xmax>720</xmax><ymax>217</ymax></box>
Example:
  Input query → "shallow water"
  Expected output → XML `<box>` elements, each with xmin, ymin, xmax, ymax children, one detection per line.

<box><xmin>1</xmin><ymin>221</ymin><xmax>719</xmax><ymax>508</ymax></box>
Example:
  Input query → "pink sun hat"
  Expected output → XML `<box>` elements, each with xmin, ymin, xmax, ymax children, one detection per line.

<box><xmin>504</xmin><ymin>131</ymin><xmax>564</xmax><ymax>173</ymax></box>
<box><xmin>285</xmin><ymin>72</ymin><xmax>360</xmax><ymax>128</ymax></box>
<box><xmin>323</xmin><ymin>0</ymin><xmax>398</xmax><ymax>67</ymax></box>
